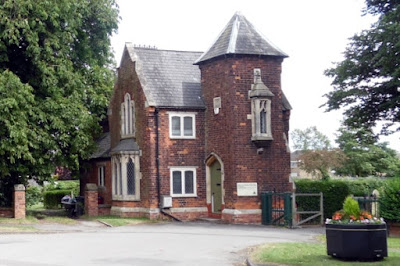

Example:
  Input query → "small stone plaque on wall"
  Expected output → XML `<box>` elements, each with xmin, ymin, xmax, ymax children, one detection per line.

<box><xmin>237</xmin><ymin>182</ymin><xmax>258</xmax><ymax>196</ymax></box>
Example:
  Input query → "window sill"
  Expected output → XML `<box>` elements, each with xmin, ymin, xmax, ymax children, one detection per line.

<box><xmin>169</xmin><ymin>136</ymin><xmax>196</xmax><ymax>140</ymax></box>
<box><xmin>251</xmin><ymin>135</ymin><xmax>273</xmax><ymax>141</ymax></box>
<box><xmin>121</xmin><ymin>134</ymin><xmax>135</xmax><ymax>139</ymax></box>
<box><xmin>171</xmin><ymin>194</ymin><xmax>197</xmax><ymax>198</ymax></box>
<box><xmin>112</xmin><ymin>195</ymin><xmax>140</xmax><ymax>201</ymax></box>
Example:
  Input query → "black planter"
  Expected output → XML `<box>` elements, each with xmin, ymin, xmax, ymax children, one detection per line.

<box><xmin>326</xmin><ymin>223</ymin><xmax>388</xmax><ymax>260</ymax></box>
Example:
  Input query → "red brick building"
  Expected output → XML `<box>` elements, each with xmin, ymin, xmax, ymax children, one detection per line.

<box><xmin>81</xmin><ymin>13</ymin><xmax>293</xmax><ymax>223</ymax></box>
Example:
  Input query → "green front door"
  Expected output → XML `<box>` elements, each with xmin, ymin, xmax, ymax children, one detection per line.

<box><xmin>210</xmin><ymin>160</ymin><xmax>222</xmax><ymax>213</ymax></box>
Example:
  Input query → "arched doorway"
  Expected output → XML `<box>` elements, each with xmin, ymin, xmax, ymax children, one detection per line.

<box><xmin>206</xmin><ymin>154</ymin><xmax>224</xmax><ymax>217</ymax></box>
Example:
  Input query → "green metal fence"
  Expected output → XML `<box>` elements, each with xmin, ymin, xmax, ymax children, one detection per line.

<box><xmin>355</xmin><ymin>195</ymin><xmax>379</xmax><ymax>217</ymax></box>
<box><xmin>261</xmin><ymin>192</ymin><xmax>292</xmax><ymax>226</ymax></box>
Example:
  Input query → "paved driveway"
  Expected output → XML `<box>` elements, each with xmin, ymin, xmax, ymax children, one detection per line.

<box><xmin>0</xmin><ymin>222</ymin><xmax>324</xmax><ymax>266</ymax></box>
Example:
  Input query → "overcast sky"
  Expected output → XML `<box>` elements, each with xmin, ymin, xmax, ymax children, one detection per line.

<box><xmin>111</xmin><ymin>0</ymin><xmax>400</xmax><ymax>151</ymax></box>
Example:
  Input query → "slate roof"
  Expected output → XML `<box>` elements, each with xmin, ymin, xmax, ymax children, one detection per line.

<box><xmin>111</xmin><ymin>138</ymin><xmax>140</xmax><ymax>154</ymax></box>
<box><xmin>282</xmin><ymin>93</ymin><xmax>292</xmax><ymax>111</ymax></box>
<box><xmin>90</xmin><ymin>132</ymin><xmax>111</xmax><ymax>159</ymax></box>
<box><xmin>195</xmin><ymin>12</ymin><xmax>288</xmax><ymax>65</ymax></box>
<box><xmin>125</xmin><ymin>45</ymin><xmax>204</xmax><ymax>109</ymax></box>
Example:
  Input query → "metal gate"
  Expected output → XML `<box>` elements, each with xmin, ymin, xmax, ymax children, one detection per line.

<box><xmin>261</xmin><ymin>192</ymin><xmax>292</xmax><ymax>226</ymax></box>
<box><xmin>355</xmin><ymin>195</ymin><xmax>379</xmax><ymax>217</ymax></box>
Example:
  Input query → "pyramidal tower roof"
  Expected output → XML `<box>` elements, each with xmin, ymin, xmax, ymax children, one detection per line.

<box><xmin>195</xmin><ymin>12</ymin><xmax>288</xmax><ymax>64</ymax></box>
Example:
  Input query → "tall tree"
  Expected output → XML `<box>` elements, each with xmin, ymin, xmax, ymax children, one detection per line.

<box><xmin>335</xmin><ymin>127</ymin><xmax>400</xmax><ymax>177</ymax></box>
<box><xmin>291</xmin><ymin>127</ymin><xmax>344</xmax><ymax>180</ymax></box>
<box><xmin>0</xmin><ymin>0</ymin><xmax>119</xmax><ymax>205</ymax></box>
<box><xmin>298</xmin><ymin>149</ymin><xmax>346</xmax><ymax>180</ymax></box>
<box><xmin>324</xmin><ymin>0</ymin><xmax>400</xmax><ymax>135</ymax></box>
<box><xmin>291</xmin><ymin>126</ymin><xmax>331</xmax><ymax>151</ymax></box>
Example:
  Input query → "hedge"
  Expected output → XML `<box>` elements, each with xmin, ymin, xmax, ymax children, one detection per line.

<box><xmin>344</xmin><ymin>178</ymin><xmax>386</xmax><ymax>196</ymax></box>
<box><xmin>295</xmin><ymin>179</ymin><xmax>350</xmax><ymax>219</ymax></box>
<box><xmin>43</xmin><ymin>189</ymin><xmax>72</xmax><ymax>209</ymax></box>
<box><xmin>26</xmin><ymin>186</ymin><xmax>42</xmax><ymax>207</ymax></box>
<box><xmin>379</xmin><ymin>178</ymin><xmax>400</xmax><ymax>222</ymax></box>
<box><xmin>44</xmin><ymin>180</ymin><xmax>79</xmax><ymax>196</ymax></box>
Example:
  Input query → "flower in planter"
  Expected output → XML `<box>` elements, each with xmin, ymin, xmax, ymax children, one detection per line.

<box><xmin>326</xmin><ymin>196</ymin><xmax>384</xmax><ymax>225</ymax></box>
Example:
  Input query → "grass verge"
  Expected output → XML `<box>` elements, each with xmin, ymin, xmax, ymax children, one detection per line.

<box><xmin>0</xmin><ymin>225</ymin><xmax>40</xmax><ymax>233</ymax></box>
<box><xmin>0</xmin><ymin>215</ymin><xmax>77</xmax><ymax>226</ymax></box>
<box><xmin>90</xmin><ymin>216</ymin><xmax>153</xmax><ymax>227</ymax></box>
<box><xmin>251</xmin><ymin>236</ymin><xmax>400</xmax><ymax>266</ymax></box>
<box><xmin>0</xmin><ymin>216</ymin><xmax>39</xmax><ymax>225</ymax></box>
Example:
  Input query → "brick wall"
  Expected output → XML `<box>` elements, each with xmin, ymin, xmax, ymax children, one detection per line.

<box><xmin>0</xmin><ymin>208</ymin><xmax>13</xmax><ymax>218</ymax></box>
<box><xmin>81</xmin><ymin>159</ymin><xmax>112</xmax><ymax>204</ymax></box>
<box><xmin>156</xmin><ymin>109</ymin><xmax>206</xmax><ymax>209</ymax></box>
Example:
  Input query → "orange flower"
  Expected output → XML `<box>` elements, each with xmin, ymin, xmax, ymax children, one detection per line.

<box><xmin>360</xmin><ymin>211</ymin><xmax>372</xmax><ymax>219</ymax></box>
<box><xmin>332</xmin><ymin>211</ymin><xmax>343</xmax><ymax>220</ymax></box>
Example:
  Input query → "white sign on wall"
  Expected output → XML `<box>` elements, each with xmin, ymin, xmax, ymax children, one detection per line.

<box><xmin>237</xmin><ymin>182</ymin><xmax>258</xmax><ymax>196</ymax></box>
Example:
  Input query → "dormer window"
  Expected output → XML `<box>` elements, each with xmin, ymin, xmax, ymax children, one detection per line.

<box><xmin>249</xmin><ymin>69</ymin><xmax>274</xmax><ymax>143</ymax></box>
<box><xmin>121</xmin><ymin>93</ymin><xmax>135</xmax><ymax>138</ymax></box>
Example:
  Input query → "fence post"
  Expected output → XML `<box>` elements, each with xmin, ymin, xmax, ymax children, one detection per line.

<box><xmin>371</xmin><ymin>189</ymin><xmax>380</xmax><ymax>217</ymax></box>
<box><xmin>320</xmin><ymin>192</ymin><xmax>324</xmax><ymax>225</ymax></box>
<box><xmin>292</xmin><ymin>193</ymin><xmax>296</xmax><ymax>227</ymax></box>
<box><xmin>13</xmin><ymin>184</ymin><xmax>26</xmax><ymax>219</ymax></box>
<box><xmin>85</xmin><ymin>183</ymin><xmax>98</xmax><ymax>217</ymax></box>
<box><xmin>284</xmin><ymin>193</ymin><xmax>292</xmax><ymax>227</ymax></box>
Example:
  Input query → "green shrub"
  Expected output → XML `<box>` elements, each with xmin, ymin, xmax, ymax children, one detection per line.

<box><xmin>342</xmin><ymin>196</ymin><xmax>360</xmax><ymax>217</ymax></box>
<box><xmin>344</xmin><ymin>178</ymin><xmax>386</xmax><ymax>196</ymax></box>
<box><xmin>379</xmin><ymin>178</ymin><xmax>400</xmax><ymax>222</ymax></box>
<box><xmin>43</xmin><ymin>189</ymin><xmax>72</xmax><ymax>209</ymax></box>
<box><xmin>295</xmin><ymin>179</ymin><xmax>350</xmax><ymax>219</ymax></box>
<box><xmin>26</xmin><ymin>186</ymin><xmax>43</xmax><ymax>207</ymax></box>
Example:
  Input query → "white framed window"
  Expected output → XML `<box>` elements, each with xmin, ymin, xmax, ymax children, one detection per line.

<box><xmin>112</xmin><ymin>154</ymin><xmax>141</xmax><ymax>201</ymax></box>
<box><xmin>168</xmin><ymin>112</ymin><xmax>196</xmax><ymax>139</ymax></box>
<box><xmin>121</xmin><ymin>93</ymin><xmax>135</xmax><ymax>138</ymax></box>
<box><xmin>98</xmin><ymin>165</ymin><xmax>105</xmax><ymax>187</ymax></box>
<box><xmin>170</xmin><ymin>167</ymin><xmax>197</xmax><ymax>197</ymax></box>
<box><xmin>251</xmin><ymin>98</ymin><xmax>272</xmax><ymax>140</ymax></box>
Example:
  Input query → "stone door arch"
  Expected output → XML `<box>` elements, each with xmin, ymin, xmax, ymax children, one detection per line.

<box><xmin>206</xmin><ymin>153</ymin><xmax>225</xmax><ymax>218</ymax></box>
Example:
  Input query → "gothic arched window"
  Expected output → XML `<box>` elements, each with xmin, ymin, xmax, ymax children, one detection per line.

<box><xmin>121</xmin><ymin>93</ymin><xmax>135</xmax><ymax>137</ymax></box>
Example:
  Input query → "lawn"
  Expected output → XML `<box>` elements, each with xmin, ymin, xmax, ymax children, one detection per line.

<box><xmin>251</xmin><ymin>236</ymin><xmax>400</xmax><ymax>265</ymax></box>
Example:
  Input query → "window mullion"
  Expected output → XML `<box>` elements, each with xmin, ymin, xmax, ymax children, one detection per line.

<box><xmin>121</xmin><ymin>156</ymin><xmax>128</xmax><ymax>196</ymax></box>
<box><xmin>180</xmin><ymin>116</ymin><xmax>184</xmax><ymax>137</ymax></box>
<box><xmin>181</xmin><ymin>170</ymin><xmax>185</xmax><ymax>194</ymax></box>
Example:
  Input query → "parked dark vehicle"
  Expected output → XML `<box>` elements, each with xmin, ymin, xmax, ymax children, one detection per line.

<box><xmin>61</xmin><ymin>195</ymin><xmax>84</xmax><ymax>218</ymax></box>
